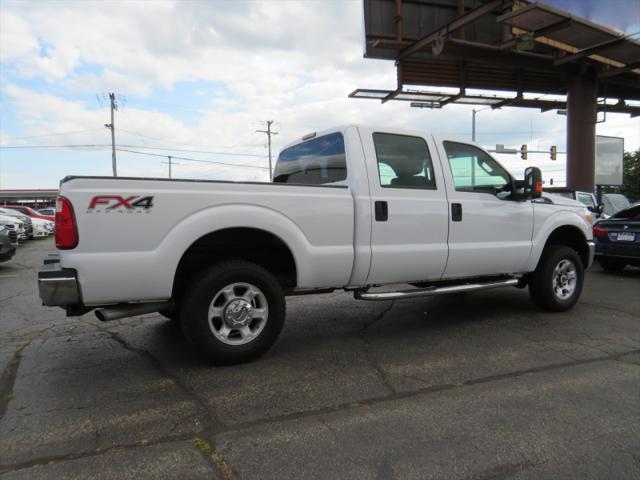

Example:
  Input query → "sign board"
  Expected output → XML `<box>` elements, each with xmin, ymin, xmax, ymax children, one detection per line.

<box><xmin>595</xmin><ymin>135</ymin><xmax>624</xmax><ymax>186</ymax></box>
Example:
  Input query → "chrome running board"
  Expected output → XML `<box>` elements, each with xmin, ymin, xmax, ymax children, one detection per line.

<box><xmin>354</xmin><ymin>278</ymin><xmax>519</xmax><ymax>301</ymax></box>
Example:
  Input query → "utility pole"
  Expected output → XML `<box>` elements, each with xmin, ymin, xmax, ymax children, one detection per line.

<box><xmin>471</xmin><ymin>106</ymin><xmax>492</xmax><ymax>142</ymax></box>
<box><xmin>256</xmin><ymin>120</ymin><xmax>278</xmax><ymax>181</ymax></box>
<box><xmin>104</xmin><ymin>92</ymin><xmax>118</xmax><ymax>176</ymax></box>
<box><xmin>160</xmin><ymin>156</ymin><xmax>178</xmax><ymax>179</ymax></box>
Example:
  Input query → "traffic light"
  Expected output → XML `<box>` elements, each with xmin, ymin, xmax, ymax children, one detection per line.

<box><xmin>520</xmin><ymin>144</ymin><xmax>528</xmax><ymax>160</ymax></box>
<box><xmin>550</xmin><ymin>145</ymin><xmax>557</xmax><ymax>160</ymax></box>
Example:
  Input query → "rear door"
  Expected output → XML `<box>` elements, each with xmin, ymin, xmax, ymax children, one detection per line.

<box><xmin>359</xmin><ymin>127</ymin><xmax>449</xmax><ymax>284</ymax></box>
<box><xmin>433</xmin><ymin>137</ymin><xmax>534</xmax><ymax>279</ymax></box>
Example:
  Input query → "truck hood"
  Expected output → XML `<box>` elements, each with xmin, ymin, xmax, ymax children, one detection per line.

<box><xmin>540</xmin><ymin>193</ymin><xmax>584</xmax><ymax>209</ymax></box>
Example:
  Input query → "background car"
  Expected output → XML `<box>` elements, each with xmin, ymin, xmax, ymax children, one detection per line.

<box><xmin>0</xmin><ymin>225</ymin><xmax>17</xmax><ymax>263</ymax></box>
<box><xmin>0</xmin><ymin>208</ymin><xmax>34</xmax><ymax>239</ymax></box>
<box><xmin>38</xmin><ymin>208</ymin><xmax>55</xmax><ymax>216</ymax></box>
<box><xmin>543</xmin><ymin>187</ymin><xmax>602</xmax><ymax>223</ymax></box>
<box><xmin>601</xmin><ymin>193</ymin><xmax>631</xmax><ymax>218</ymax></box>
<box><xmin>2</xmin><ymin>205</ymin><xmax>54</xmax><ymax>222</ymax></box>
<box><xmin>30</xmin><ymin>217</ymin><xmax>54</xmax><ymax>238</ymax></box>
<box><xmin>0</xmin><ymin>215</ymin><xmax>26</xmax><ymax>242</ymax></box>
<box><xmin>593</xmin><ymin>205</ymin><xmax>640</xmax><ymax>272</ymax></box>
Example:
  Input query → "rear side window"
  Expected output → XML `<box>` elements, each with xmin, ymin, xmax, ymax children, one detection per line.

<box><xmin>273</xmin><ymin>133</ymin><xmax>347</xmax><ymax>185</ymax></box>
<box><xmin>372</xmin><ymin>133</ymin><xmax>436</xmax><ymax>189</ymax></box>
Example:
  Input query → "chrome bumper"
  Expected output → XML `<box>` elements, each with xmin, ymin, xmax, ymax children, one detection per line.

<box><xmin>38</xmin><ymin>254</ymin><xmax>80</xmax><ymax>306</ymax></box>
<box><xmin>587</xmin><ymin>241</ymin><xmax>595</xmax><ymax>269</ymax></box>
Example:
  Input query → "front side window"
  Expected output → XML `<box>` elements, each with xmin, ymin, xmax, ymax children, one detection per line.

<box><xmin>273</xmin><ymin>133</ymin><xmax>346</xmax><ymax>185</ymax></box>
<box><xmin>443</xmin><ymin>141</ymin><xmax>511</xmax><ymax>193</ymax></box>
<box><xmin>373</xmin><ymin>133</ymin><xmax>436</xmax><ymax>189</ymax></box>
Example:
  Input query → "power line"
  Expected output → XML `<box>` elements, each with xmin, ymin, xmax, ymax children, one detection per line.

<box><xmin>118</xmin><ymin>128</ymin><xmax>264</xmax><ymax>150</ymax></box>
<box><xmin>116</xmin><ymin>144</ymin><xmax>268</xmax><ymax>158</ymax></box>
<box><xmin>0</xmin><ymin>143</ymin><xmax>268</xmax><ymax>159</ymax></box>
<box><xmin>115</xmin><ymin>147</ymin><xmax>269</xmax><ymax>170</ymax></box>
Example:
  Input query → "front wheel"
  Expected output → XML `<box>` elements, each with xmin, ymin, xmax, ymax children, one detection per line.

<box><xmin>180</xmin><ymin>260</ymin><xmax>285</xmax><ymax>365</ymax></box>
<box><xmin>529</xmin><ymin>246</ymin><xmax>584</xmax><ymax>312</ymax></box>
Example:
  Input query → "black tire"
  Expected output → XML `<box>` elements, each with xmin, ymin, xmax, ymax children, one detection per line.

<box><xmin>529</xmin><ymin>245</ymin><xmax>584</xmax><ymax>312</ymax></box>
<box><xmin>180</xmin><ymin>260</ymin><xmax>285</xmax><ymax>365</ymax></box>
<box><xmin>159</xmin><ymin>309</ymin><xmax>180</xmax><ymax>324</ymax></box>
<box><xmin>598</xmin><ymin>258</ymin><xmax>626</xmax><ymax>273</ymax></box>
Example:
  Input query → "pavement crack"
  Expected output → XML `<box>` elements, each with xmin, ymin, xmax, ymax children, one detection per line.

<box><xmin>462</xmin><ymin>459</ymin><xmax>542</xmax><ymax>480</ymax></box>
<box><xmin>0</xmin><ymin>341</ymin><xmax>31</xmax><ymax>421</ymax></box>
<box><xmin>106</xmin><ymin>331</ymin><xmax>220</xmax><ymax>431</ymax></box>
<box><xmin>0</xmin><ymin>432</ymin><xmax>199</xmax><ymax>475</ymax></box>
<box><xmin>579</xmin><ymin>300</ymin><xmax>640</xmax><ymax>318</ymax></box>
<box><xmin>214</xmin><ymin>347</ymin><xmax>640</xmax><ymax>436</ymax></box>
<box><xmin>360</xmin><ymin>301</ymin><xmax>396</xmax><ymax>394</ymax></box>
<box><xmin>0</xmin><ymin>288</ymin><xmax>33</xmax><ymax>304</ymax></box>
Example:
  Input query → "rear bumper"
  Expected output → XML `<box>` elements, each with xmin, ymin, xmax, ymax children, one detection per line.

<box><xmin>594</xmin><ymin>240</ymin><xmax>640</xmax><ymax>261</ymax></box>
<box><xmin>587</xmin><ymin>240</ymin><xmax>595</xmax><ymax>268</ymax></box>
<box><xmin>38</xmin><ymin>254</ymin><xmax>81</xmax><ymax>306</ymax></box>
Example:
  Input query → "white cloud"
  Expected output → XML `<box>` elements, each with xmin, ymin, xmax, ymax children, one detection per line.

<box><xmin>0</xmin><ymin>0</ymin><xmax>638</xmax><ymax>190</ymax></box>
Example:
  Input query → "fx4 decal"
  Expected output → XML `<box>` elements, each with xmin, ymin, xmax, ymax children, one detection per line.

<box><xmin>88</xmin><ymin>195</ymin><xmax>154</xmax><ymax>213</ymax></box>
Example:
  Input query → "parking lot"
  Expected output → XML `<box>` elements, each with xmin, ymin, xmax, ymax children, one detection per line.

<box><xmin>0</xmin><ymin>238</ymin><xmax>638</xmax><ymax>479</ymax></box>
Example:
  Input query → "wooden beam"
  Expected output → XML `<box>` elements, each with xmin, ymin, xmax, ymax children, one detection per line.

<box><xmin>397</xmin><ymin>0</ymin><xmax>509</xmax><ymax>61</ymax></box>
<box><xmin>598</xmin><ymin>62</ymin><xmax>640</xmax><ymax>79</ymax></box>
<box><xmin>554</xmin><ymin>36</ymin><xmax>627</xmax><ymax>66</ymax></box>
<box><xmin>498</xmin><ymin>18</ymin><xmax>573</xmax><ymax>49</ymax></box>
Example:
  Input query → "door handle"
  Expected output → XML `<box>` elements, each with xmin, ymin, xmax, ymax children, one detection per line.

<box><xmin>375</xmin><ymin>201</ymin><xmax>388</xmax><ymax>221</ymax></box>
<box><xmin>452</xmin><ymin>203</ymin><xmax>462</xmax><ymax>222</ymax></box>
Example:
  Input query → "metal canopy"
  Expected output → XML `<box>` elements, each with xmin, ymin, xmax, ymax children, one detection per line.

<box><xmin>354</xmin><ymin>0</ymin><xmax>640</xmax><ymax>115</ymax></box>
<box><xmin>499</xmin><ymin>3</ymin><xmax>640</xmax><ymax>72</ymax></box>
<box><xmin>349</xmin><ymin>88</ymin><xmax>640</xmax><ymax>117</ymax></box>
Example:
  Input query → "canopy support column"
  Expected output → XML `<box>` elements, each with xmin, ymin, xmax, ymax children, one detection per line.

<box><xmin>566</xmin><ymin>74</ymin><xmax>597</xmax><ymax>191</ymax></box>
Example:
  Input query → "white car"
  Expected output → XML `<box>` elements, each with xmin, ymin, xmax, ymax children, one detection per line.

<box><xmin>0</xmin><ymin>214</ymin><xmax>26</xmax><ymax>242</ymax></box>
<box><xmin>31</xmin><ymin>217</ymin><xmax>54</xmax><ymax>238</ymax></box>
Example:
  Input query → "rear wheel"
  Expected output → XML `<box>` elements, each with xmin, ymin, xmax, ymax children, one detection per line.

<box><xmin>180</xmin><ymin>260</ymin><xmax>285</xmax><ymax>365</ymax></box>
<box><xmin>598</xmin><ymin>258</ymin><xmax>626</xmax><ymax>273</ymax></box>
<box><xmin>529</xmin><ymin>246</ymin><xmax>584</xmax><ymax>312</ymax></box>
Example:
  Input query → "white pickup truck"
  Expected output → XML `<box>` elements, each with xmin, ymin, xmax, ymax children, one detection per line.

<box><xmin>39</xmin><ymin>125</ymin><xmax>594</xmax><ymax>364</ymax></box>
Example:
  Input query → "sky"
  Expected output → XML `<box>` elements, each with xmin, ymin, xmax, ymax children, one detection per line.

<box><xmin>0</xmin><ymin>0</ymin><xmax>639</xmax><ymax>189</ymax></box>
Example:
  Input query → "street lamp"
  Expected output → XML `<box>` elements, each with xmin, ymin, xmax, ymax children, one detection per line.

<box><xmin>472</xmin><ymin>106</ymin><xmax>492</xmax><ymax>142</ymax></box>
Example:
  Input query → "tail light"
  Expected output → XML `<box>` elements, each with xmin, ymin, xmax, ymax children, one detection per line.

<box><xmin>592</xmin><ymin>225</ymin><xmax>607</xmax><ymax>239</ymax></box>
<box><xmin>55</xmin><ymin>196</ymin><xmax>78</xmax><ymax>249</ymax></box>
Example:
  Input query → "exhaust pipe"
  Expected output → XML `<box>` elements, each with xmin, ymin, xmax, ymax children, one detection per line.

<box><xmin>95</xmin><ymin>301</ymin><xmax>170</xmax><ymax>322</ymax></box>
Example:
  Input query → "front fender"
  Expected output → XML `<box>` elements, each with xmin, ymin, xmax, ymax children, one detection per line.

<box><xmin>525</xmin><ymin>206</ymin><xmax>592</xmax><ymax>271</ymax></box>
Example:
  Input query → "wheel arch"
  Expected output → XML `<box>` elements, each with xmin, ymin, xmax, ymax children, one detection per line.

<box><xmin>172</xmin><ymin>226</ymin><xmax>298</xmax><ymax>303</ymax></box>
<box><xmin>538</xmin><ymin>225</ymin><xmax>590</xmax><ymax>268</ymax></box>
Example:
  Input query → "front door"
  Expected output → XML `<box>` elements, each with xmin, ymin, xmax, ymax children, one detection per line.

<box><xmin>433</xmin><ymin>138</ymin><xmax>534</xmax><ymax>279</ymax></box>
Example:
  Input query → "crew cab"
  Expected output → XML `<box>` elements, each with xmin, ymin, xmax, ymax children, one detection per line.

<box><xmin>39</xmin><ymin>126</ymin><xmax>594</xmax><ymax>364</ymax></box>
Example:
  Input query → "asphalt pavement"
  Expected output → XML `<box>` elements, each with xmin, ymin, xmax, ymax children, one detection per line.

<box><xmin>0</xmin><ymin>238</ymin><xmax>638</xmax><ymax>479</ymax></box>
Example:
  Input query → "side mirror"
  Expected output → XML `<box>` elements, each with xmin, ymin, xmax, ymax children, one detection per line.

<box><xmin>596</xmin><ymin>204</ymin><xmax>604</xmax><ymax>215</ymax></box>
<box><xmin>524</xmin><ymin>167</ymin><xmax>542</xmax><ymax>199</ymax></box>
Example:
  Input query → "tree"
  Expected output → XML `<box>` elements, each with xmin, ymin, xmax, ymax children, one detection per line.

<box><xmin>600</xmin><ymin>149</ymin><xmax>640</xmax><ymax>202</ymax></box>
<box><xmin>621</xmin><ymin>149</ymin><xmax>640</xmax><ymax>202</ymax></box>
